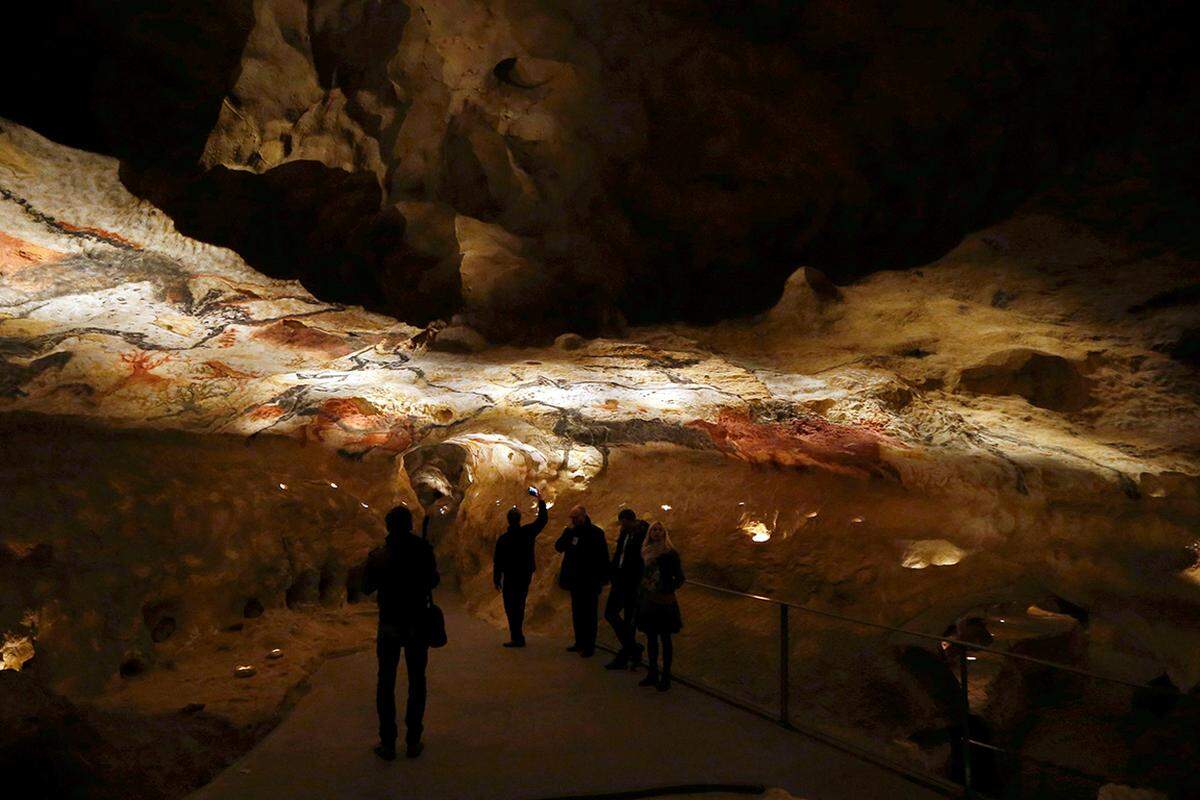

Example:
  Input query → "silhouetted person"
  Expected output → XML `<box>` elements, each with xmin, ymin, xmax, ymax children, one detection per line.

<box><xmin>604</xmin><ymin>508</ymin><xmax>648</xmax><ymax>670</ymax></box>
<box><xmin>363</xmin><ymin>505</ymin><xmax>439</xmax><ymax>760</ymax></box>
<box><xmin>493</xmin><ymin>486</ymin><xmax>548</xmax><ymax>647</ymax></box>
<box><xmin>637</xmin><ymin>522</ymin><xmax>684</xmax><ymax>691</ymax></box>
<box><xmin>555</xmin><ymin>505</ymin><xmax>610</xmax><ymax>657</ymax></box>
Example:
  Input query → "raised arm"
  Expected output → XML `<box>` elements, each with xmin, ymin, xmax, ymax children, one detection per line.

<box><xmin>527</xmin><ymin>497</ymin><xmax>548</xmax><ymax>536</ymax></box>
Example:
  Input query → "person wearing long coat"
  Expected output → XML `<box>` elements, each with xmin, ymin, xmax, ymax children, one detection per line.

<box><xmin>637</xmin><ymin>521</ymin><xmax>684</xmax><ymax>691</ymax></box>
<box><xmin>363</xmin><ymin>505</ymin><xmax>440</xmax><ymax>760</ymax></box>
<box><xmin>555</xmin><ymin>505</ymin><xmax>610</xmax><ymax>657</ymax></box>
<box><xmin>603</xmin><ymin>508</ymin><xmax>648</xmax><ymax>669</ymax></box>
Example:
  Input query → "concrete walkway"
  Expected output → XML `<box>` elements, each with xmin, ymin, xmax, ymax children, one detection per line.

<box><xmin>191</xmin><ymin>594</ymin><xmax>942</xmax><ymax>800</ymax></box>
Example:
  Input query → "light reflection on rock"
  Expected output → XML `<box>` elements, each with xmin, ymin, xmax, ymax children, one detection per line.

<box><xmin>901</xmin><ymin>539</ymin><xmax>968</xmax><ymax>570</ymax></box>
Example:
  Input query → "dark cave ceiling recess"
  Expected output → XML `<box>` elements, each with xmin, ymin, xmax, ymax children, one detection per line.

<box><xmin>3</xmin><ymin>0</ymin><xmax>1197</xmax><ymax>339</ymax></box>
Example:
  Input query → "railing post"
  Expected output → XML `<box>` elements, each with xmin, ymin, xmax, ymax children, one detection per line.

<box><xmin>960</xmin><ymin>648</ymin><xmax>973</xmax><ymax>798</ymax></box>
<box><xmin>779</xmin><ymin>603</ymin><xmax>790</xmax><ymax>726</ymax></box>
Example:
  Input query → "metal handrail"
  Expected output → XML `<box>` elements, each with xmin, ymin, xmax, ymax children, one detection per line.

<box><xmin>684</xmin><ymin>579</ymin><xmax>1157</xmax><ymax>690</ymax></box>
<box><xmin>679</xmin><ymin>579</ymin><xmax>1181</xmax><ymax>799</ymax></box>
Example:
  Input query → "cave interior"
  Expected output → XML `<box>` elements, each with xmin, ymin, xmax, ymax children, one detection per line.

<box><xmin>1</xmin><ymin>2</ymin><xmax>1199</xmax><ymax>799</ymax></box>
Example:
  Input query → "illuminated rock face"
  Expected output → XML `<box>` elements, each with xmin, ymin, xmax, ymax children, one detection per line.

<box><xmin>3</xmin><ymin>121</ymin><xmax>1199</xmax><ymax>708</ymax></box>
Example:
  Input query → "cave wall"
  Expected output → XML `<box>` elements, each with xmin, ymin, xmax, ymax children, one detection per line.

<box><xmin>419</xmin><ymin>415</ymin><xmax>1200</xmax><ymax>692</ymax></box>
<box><xmin>3</xmin><ymin>119</ymin><xmax>1198</xmax><ymax>708</ymax></box>
<box><xmin>1</xmin><ymin>111</ymin><xmax>1199</xmax><ymax>796</ymax></box>
<box><xmin>0</xmin><ymin>414</ymin><xmax>408</xmax><ymax>695</ymax></box>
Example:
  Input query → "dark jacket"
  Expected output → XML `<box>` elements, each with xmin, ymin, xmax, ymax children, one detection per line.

<box><xmin>555</xmin><ymin>518</ymin><xmax>610</xmax><ymax>592</ymax></box>
<box><xmin>363</xmin><ymin>531</ymin><xmax>440</xmax><ymax>635</ymax></box>
<box><xmin>610</xmin><ymin>519</ymin><xmax>648</xmax><ymax>591</ymax></box>
<box><xmin>493</xmin><ymin>498</ymin><xmax>548</xmax><ymax>587</ymax></box>
<box><xmin>640</xmin><ymin>549</ymin><xmax>685</xmax><ymax>602</ymax></box>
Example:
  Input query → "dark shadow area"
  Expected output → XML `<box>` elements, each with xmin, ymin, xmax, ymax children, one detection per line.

<box><xmin>1</xmin><ymin>0</ymin><xmax>1197</xmax><ymax>332</ymax></box>
<box><xmin>0</xmin><ymin>669</ymin><xmax>253</xmax><ymax>800</ymax></box>
<box><xmin>0</xmin><ymin>0</ymin><xmax>254</xmax><ymax>168</ymax></box>
<box><xmin>615</xmin><ymin>0</ymin><xmax>1200</xmax><ymax>324</ymax></box>
<box><xmin>123</xmin><ymin>161</ymin><xmax>381</xmax><ymax>301</ymax></box>
<box><xmin>123</xmin><ymin>160</ymin><xmax>462</xmax><ymax>324</ymax></box>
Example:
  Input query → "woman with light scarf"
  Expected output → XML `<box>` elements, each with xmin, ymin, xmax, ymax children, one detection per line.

<box><xmin>636</xmin><ymin>521</ymin><xmax>684</xmax><ymax>691</ymax></box>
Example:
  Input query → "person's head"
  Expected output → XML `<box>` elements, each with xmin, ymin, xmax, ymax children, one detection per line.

<box><xmin>569</xmin><ymin>505</ymin><xmax>587</xmax><ymax>527</ymax></box>
<box><xmin>617</xmin><ymin>508</ymin><xmax>637</xmax><ymax>531</ymax></box>
<box><xmin>385</xmin><ymin>505</ymin><xmax>413</xmax><ymax>538</ymax></box>
<box><xmin>642</xmin><ymin>521</ymin><xmax>673</xmax><ymax>558</ymax></box>
<box><xmin>507</xmin><ymin>506</ymin><xmax>521</xmax><ymax>527</ymax></box>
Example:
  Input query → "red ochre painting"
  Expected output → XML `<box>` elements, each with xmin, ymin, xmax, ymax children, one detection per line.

<box><xmin>0</xmin><ymin>230</ymin><xmax>66</xmax><ymax>275</ymax></box>
<box><xmin>300</xmin><ymin>396</ymin><xmax>415</xmax><ymax>454</ymax></box>
<box><xmin>689</xmin><ymin>409</ymin><xmax>901</xmax><ymax>478</ymax></box>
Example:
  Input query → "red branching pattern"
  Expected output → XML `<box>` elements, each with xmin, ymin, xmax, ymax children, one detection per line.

<box><xmin>102</xmin><ymin>351</ymin><xmax>173</xmax><ymax>396</ymax></box>
<box><xmin>120</xmin><ymin>351</ymin><xmax>172</xmax><ymax>377</ymax></box>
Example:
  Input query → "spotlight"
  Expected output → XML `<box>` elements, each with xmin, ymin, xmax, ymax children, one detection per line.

<box><xmin>278</xmin><ymin>483</ymin><xmax>287</xmax><ymax>490</ymax></box>
<box><xmin>740</xmin><ymin>518</ymin><xmax>773</xmax><ymax>543</ymax></box>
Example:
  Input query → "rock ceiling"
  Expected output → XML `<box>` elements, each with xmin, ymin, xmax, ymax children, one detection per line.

<box><xmin>6</xmin><ymin>0</ymin><xmax>1195</xmax><ymax>336</ymax></box>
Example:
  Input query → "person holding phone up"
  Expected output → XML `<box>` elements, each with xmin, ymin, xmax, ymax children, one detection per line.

<box><xmin>492</xmin><ymin>486</ymin><xmax>548</xmax><ymax>648</ymax></box>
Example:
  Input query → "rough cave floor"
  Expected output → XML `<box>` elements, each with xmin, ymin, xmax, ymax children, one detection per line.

<box><xmin>189</xmin><ymin>591</ymin><xmax>937</xmax><ymax>800</ymax></box>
